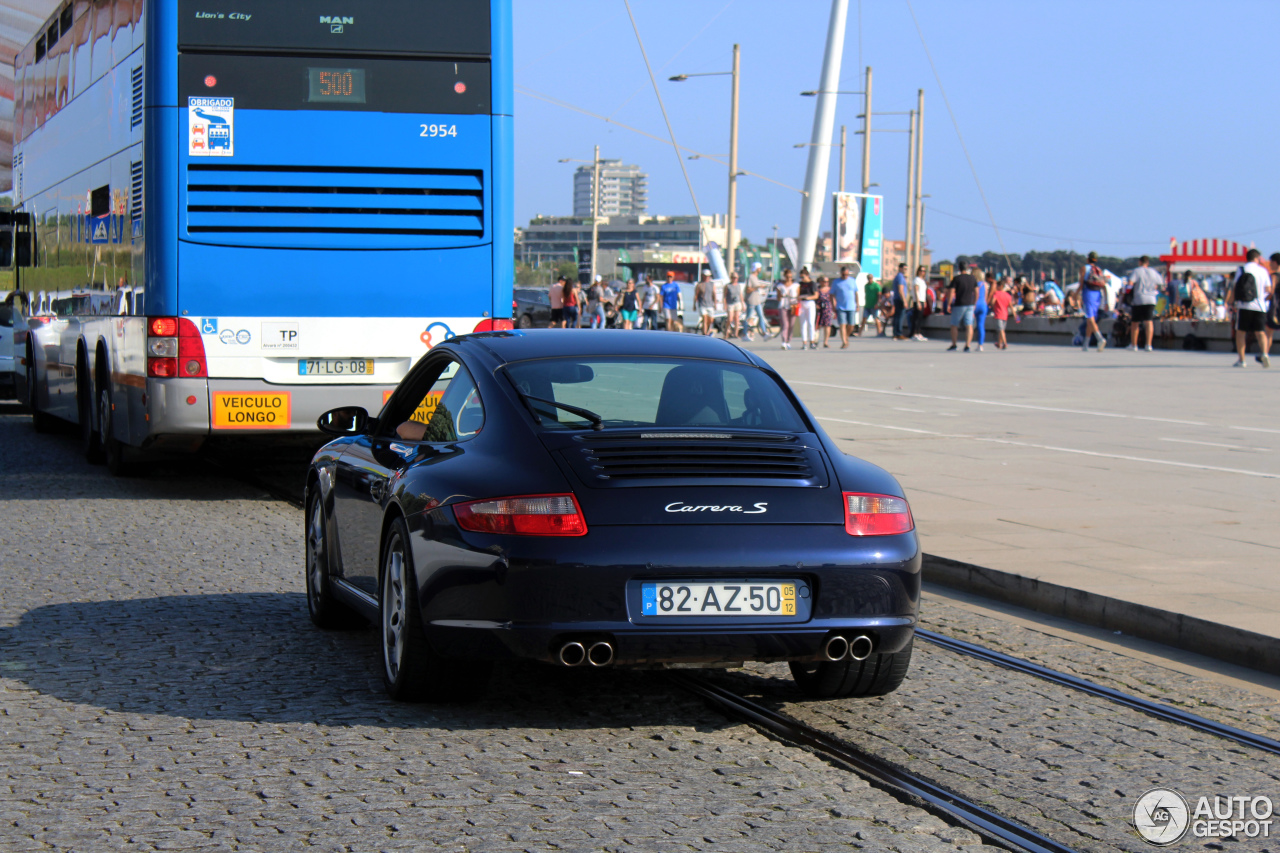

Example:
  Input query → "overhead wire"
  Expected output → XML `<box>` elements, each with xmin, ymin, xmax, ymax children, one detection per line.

<box><xmin>903</xmin><ymin>0</ymin><xmax>1016</xmax><ymax>275</ymax></box>
<box><xmin>621</xmin><ymin>0</ymin><xmax>705</xmax><ymax>228</ymax></box>
<box><xmin>926</xmin><ymin>207</ymin><xmax>1162</xmax><ymax>248</ymax></box>
<box><xmin>516</xmin><ymin>86</ymin><xmax>806</xmax><ymax>195</ymax></box>
<box><xmin>607</xmin><ymin>0</ymin><xmax>738</xmax><ymax>120</ymax></box>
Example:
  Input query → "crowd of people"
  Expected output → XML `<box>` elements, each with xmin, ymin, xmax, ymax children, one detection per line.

<box><xmin>540</xmin><ymin>249</ymin><xmax>1280</xmax><ymax>366</ymax></box>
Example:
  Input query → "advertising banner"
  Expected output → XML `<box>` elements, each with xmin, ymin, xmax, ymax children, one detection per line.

<box><xmin>832</xmin><ymin>192</ymin><xmax>883</xmax><ymax>280</ymax></box>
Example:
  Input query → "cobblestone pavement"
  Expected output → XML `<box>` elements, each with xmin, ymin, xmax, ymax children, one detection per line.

<box><xmin>715</xmin><ymin>593</ymin><xmax>1280</xmax><ymax>853</ymax></box>
<box><xmin>0</xmin><ymin>408</ymin><xmax>999</xmax><ymax>853</ymax></box>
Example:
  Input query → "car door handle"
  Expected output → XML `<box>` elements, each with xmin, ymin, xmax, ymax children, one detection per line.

<box><xmin>369</xmin><ymin>479</ymin><xmax>386</xmax><ymax>500</ymax></box>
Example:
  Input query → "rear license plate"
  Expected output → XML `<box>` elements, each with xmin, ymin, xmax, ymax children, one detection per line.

<box><xmin>298</xmin><ymin>358</ymin><xmax>374</xmax><ymax>376</ymax></box>
<box><xmin>641</xmin><ymin>581</ymin><xmax>798</xmax><ymax>617</ymax></box>
<box><xmin>212</xmin><ymin>392</ymin><xmax>291</xmax><ymax>430</ymax></box>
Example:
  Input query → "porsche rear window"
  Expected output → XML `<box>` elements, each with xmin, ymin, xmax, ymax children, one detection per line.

<box><xmin>504</xmin><ymin>358</ymin><xmax>806</xmax><ymax>432</ymax></box>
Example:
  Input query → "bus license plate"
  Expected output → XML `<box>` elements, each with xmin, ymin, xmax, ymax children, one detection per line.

<box><xmin>298</xmin><ymin>359</ymin><xmax>374</xmax><ymax>376</ymax></box>
<box><xmin>641</xmin><ymin>582</ymin><xmax>798</xmax><ymax>617</ymax></box>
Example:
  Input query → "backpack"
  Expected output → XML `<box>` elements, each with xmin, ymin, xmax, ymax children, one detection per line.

<box><xmin>1234</xmin><ymin>272</ymin><xmax>1257</xmax><ymax>304</ymax></box>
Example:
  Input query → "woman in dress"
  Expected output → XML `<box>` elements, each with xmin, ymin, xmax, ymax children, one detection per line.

<box><xmin>776</xmin><ymin>269</ymin><xmax>798</xmax><ymax>350</ymax></box>
<box><xmin>815</xmin><ymin>277</ymin><xmax>837</xmax><ymax>348</ymax></box>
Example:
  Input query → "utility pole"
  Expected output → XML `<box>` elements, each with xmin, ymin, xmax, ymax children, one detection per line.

<box><xmin>905</xmin><ymin>109</ymin><xmax>917</xmax><ymax>275</ymax></box>
<box><xmin>912</xmin><ymin>89</ymin><xmax>924</xmax><ymax>275</ymax></box>
<box><xmin>726</xmin><ymin>43</ymin><xmax>741</xmax><ymax>277</ymax></box>
<box><xmin>839</xmin><ymin>125</ymin><xmax>847</xmax><ymax>193</ymax></box>
<box><xmin>590</xmin><ymin>144</ymin><xmax>600</xmax><ymax>285</ymax></box>
<box><xmin>861</xmin><ymin>65</ymin><xmax>872</xmax><ymax>193</ymax></box>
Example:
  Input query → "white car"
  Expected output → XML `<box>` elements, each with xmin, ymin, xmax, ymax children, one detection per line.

<box><xmin>0</xmin><ymin>291</ymin><xmax>29</xmax><ymax>400</ymax></box>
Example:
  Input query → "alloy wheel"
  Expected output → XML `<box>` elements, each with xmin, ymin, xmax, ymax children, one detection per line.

<box><xmin>382</xmin><ymin>539</ymin><xmax>407</xmax><ymax>682</ymax></box>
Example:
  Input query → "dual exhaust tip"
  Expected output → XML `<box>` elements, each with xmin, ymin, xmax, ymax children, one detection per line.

<box><xmin>558</xmin><ymin>640</ymin><xmax>614</xmax><ymax>667</ymax></box>
<box><xmin>824</xmin><ymin>634</ymin><xmax>874</xmax><ymax>662</ymax></box>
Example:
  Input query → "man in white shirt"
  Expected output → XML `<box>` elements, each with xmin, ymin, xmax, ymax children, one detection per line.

<box><xmin>911</xmin><ymin>266</ymin><xmax>929</xmax><ymax>341</ymax></box>
<box><xmin>1126</xmin><ymin>256</ymin><xmax>1162</xmax><ymax>351</ymax></box>
<box><xmin>1232</xmin><ymin>249</ymin><xmax>1270</xmax><ymax>368</ymax></box>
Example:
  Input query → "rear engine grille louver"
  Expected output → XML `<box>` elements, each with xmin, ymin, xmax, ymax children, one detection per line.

<box><xmin>184</xmin><ymin>163</ymin><xmax>484</xmax><ymax>248</ymax></box>
<box><xmin>570</xmin><ymin>434</ymin><xmax>822</xmax><ymax>486</ymax></box>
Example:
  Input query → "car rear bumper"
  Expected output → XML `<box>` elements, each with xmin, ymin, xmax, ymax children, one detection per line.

<box><xmin>407</xmin><ymin>514</ymin><xmax>920</xmax><ymax>665</ymax></box>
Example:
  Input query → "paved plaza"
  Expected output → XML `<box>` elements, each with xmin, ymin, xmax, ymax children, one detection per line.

<box><xmin>746</xmin><ymin>336</ymin><xmax>1280</xmax><ymax>640</ymax></box>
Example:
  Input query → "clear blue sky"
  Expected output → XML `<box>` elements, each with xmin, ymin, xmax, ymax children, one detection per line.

<box><xmin>514</xmin><ymin>0</ymin><xmax>1280</xmax><ymax>261</ymax></box>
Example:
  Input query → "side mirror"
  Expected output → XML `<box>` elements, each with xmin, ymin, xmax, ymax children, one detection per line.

<box><xmin>14</xmin><ymin>232</ymin><xmax>32</xmax><ymax>268</ymax></box>
<box><xmin>317</xmin><ymin>406</ymin><xmax>372</xmax><ymax>437</ymax></box>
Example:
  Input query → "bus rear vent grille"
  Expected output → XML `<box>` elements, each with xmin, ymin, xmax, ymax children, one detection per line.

<box><xmin>573</xmin><ymin>436</ymin><xmax>815</xmax><ymax>482</ymax></box>
<box><xmin>184</xmin><ymin>164</ymin><xmax>484</xmax><ymax>242</ymax></box>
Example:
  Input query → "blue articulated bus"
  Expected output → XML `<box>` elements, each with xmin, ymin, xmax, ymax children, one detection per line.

<box><xmin>11</xmin><ymin>0</ymin><xmax>513</xmax><ymax>471</ymax></box>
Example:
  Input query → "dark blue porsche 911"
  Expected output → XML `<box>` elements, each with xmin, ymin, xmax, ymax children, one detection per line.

<box><xmin>304</xmin><ymin>330</ymin><xmax>919</xmax><ymax>702</ymax></box>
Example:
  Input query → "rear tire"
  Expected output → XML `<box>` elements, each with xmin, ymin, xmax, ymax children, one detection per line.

<box><xmin>380</xmin><ymin>517</ymin><xmax>489</xmax><ymax>702</ymax></box>
<box><xmin>27</xmin><ymin>345</ymin><xmax>56</xmax><ymax>434</ymax></box>
<box><xmin>789</xmin><ymin>637</ymin><xmax>913</xmax><ymax>699</ymax></box>
<box><xmin>78</xmin><ymin>363</ymin><xmax>104</xmax><ymax>464</ymax></box>
<box><xmin>305</xmin><ymin>489</ymin><xmax>362</xmax><ymax>629</ymax></box>
<box><xmin>517</xmin><ymin>313</ymin><xmax>533</xmax><ymax>329</ymax></box>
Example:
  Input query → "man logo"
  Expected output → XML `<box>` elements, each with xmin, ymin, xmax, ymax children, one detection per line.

<box><xmin>319</xmin><ymin>16</ymin><xmax>354</xmax><ymax>24</ymax></box>
<box><xmin>1134</xmin><ymin>788</ymin><xmax>1190</xmax><ymax>846</ymax></box>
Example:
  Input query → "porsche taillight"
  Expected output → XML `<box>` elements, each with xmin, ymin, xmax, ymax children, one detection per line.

<box><xmin>842</xmin><ymin>493</ymin><xmax>914</xmax><ymax>536</ymax></box>
<box><xmin>453</xmin><ymin>494</ymin><xmax>588</xmax><ymax>537</ymax></box>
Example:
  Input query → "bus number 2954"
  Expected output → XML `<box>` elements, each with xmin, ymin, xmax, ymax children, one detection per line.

<box><xmin>421</xmin><ymin>124</ymin><xmax>458</xmax><ymax>138</ymax></box>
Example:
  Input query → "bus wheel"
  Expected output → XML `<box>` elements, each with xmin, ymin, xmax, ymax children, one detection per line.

<box><xmin>99</xmin><ymin>383</ymin><xmax>134</xmax><ymax>477</ymax></box>
<box><xmin>26</xmin><ymin>345</ymin><xmax>56</xmax><ymax>434</ymax></box>
<box><xmin>79</xmin><ymin>363</ymin><xmax>104</xmax><ymax>464</ymax></box>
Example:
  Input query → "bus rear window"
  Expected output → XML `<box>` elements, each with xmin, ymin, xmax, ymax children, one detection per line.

<box><xmin>179</xmin><ymin>55</ymin><xmax>490</xmax><ymax>114</ymax></box>
<box><xmin>177</xmin><ymin>0</ymin><xmax>490</xmax><ymax>57</ymax></box>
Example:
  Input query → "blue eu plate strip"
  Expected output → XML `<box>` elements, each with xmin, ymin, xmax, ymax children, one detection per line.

<box><xmin>641</xmin><ymin>584</ymin><xmax>657</xmax><ymax>615</ymax></box>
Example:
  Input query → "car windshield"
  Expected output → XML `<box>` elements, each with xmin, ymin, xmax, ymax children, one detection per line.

<box><xmin>504</xmin><ymin>357</ymin><xmax>807</xmax><ymax>432</ymax></box>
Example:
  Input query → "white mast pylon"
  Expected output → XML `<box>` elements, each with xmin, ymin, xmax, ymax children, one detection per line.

<box><xmin>797</xmin><ymin>0</ymin><xmax>850</xmax><ymax>271</ymax></box>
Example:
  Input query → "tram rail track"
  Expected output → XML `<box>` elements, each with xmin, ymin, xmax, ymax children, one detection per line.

<box><xmin>670</xmin><ymin>672</ymin><xmax>1081</xmax><ymax>853</ymax></box>
<box><xmin>915</xmin><ymin>628</ymin><xmax>1280</xmax><ymax>757</ymax></box>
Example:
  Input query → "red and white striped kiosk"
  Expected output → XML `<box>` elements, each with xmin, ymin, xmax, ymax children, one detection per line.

<box><xmin>1158</xmin><ymin>237</ymin><xmax>1249</xmax><ymax>280</ymax></box>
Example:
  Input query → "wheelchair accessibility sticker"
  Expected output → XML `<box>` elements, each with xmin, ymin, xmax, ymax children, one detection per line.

<box><xmin>189</xmin><ymin>97</ymin><xmax>234</xmax><ymax>157</ymax></box>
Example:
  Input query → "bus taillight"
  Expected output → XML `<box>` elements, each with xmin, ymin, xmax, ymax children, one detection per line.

<box><xmin>473</xmin><ymin>319</ymin><xmax>514</xmax><ymax>333</ymax></box>
<box><xmin>147</xmin><ymin>317</ymin><xmax>207</xmax><ymax>379</ymax></box>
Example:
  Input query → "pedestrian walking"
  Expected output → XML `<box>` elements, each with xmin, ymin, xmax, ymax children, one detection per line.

<box><xmin>891</xmin><ymin>263</ymin><xmax>909</xmax><ymax>340</ymax></box>
<box><xmin>549</xmin><ymin>276</ymin><xmax>566</xmax><ymax>328</ymax></box>
<box><xmin>563</xmin><ymin>279</ymin><xmax>581</xmax><ymax>328</ymax></box>
<box><xmin>619</xmin><ymin>279</ymin><xmax>639</xmax><ymax>329</ymax></box>
<box><xmin>816</xmin><ymin>277</ymin><xmax>837</xmax><ymax>348</ymax></box>
<box><xmin>1078</xmin><ymin>251</ymin><xmax>1108</xmax><ymax>351</ymax></box>
<box><xmin>694</xmin><ymin>270</ymin><xmax>716</xmax><ymax>336</ymax></box>
<box><xmin>586</xmin><ymin>275</ymin><xmax>607</xmax><ymax>329</ymax></box>
<box><xmin>1126</xmin><ymin>255</ymin><xmax>1161</xmax><ymax>351</ymax></box>
<box><xmin>831</xmin><ymin>265</ymin><xmax>859</xmax><ymax>348</ymax></box>
<box><xmin>910</xmin><ymin>266</ymin><xmax>928</xmax><ymax>341</ymax></box>
<box><xmin>990</xmin><ymin>280</ymin><xmax>1014</xmax><ymax>349</ymax></box>
<box><xmin>863</xmin><ymin>274</ymin><xmax>881</xmax><ymax>335</ymax></box>
<box><xmin>972</xmin><ymin>273</ymin><xmax>990</xmax><ymax>351</ymax></box>
<box><xmin>660</xmin><ymin>270</ymin><xmax>683</xmax><ymax>331</ymax></box>
<box><xmin>946</xmin><ymin>261</ymin><xmax>979</xmax><ymax>352</ymax></box>
<box><xmin>744</xmin><ymin>262</ymin><xmax>770</xmax><ymax>340</ymax></box>
<box><xmin>797</xmin><ymin>268</ymin><xmax>818</xmax><ymax>348</ymax></box>
<box><xmin>723</xmin><ymin>271</ymin><xmax>743</xmax><ymax>339</ymax></box>
<box><xmin>876</xmin><ymin>289</ymin><xmax>895</xmax><ymax>336</ymax></box>
<box><xmin>1266</xmin><ymin>253</ymin><xmax>1280</xmax><ymax>356</ymax></box>
<box><xmin>776</xmin><ymin>269</ymin><xmax>798</xmax><ymax>350</ymax></box>
<box><xmin>1232</xmin><ymin>248</ymin><xmax>1271</xmax><ymax>368</ymax></box>
<box><xmin>641</xmin><ymin>275</ymin><xmax>661</xmax><ymax>330</ymax></box>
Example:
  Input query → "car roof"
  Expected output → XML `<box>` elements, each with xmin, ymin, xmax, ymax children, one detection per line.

<box><xmin>453</xmin><ymin>329</ymin><xmax>758</xmax><ymax>365</ymax></box>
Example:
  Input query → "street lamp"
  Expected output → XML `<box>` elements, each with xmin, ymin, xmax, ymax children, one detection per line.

<box><xmin>558</xmin><ymin>146</ymin><xmax>603</xmax><ymax>285</ymax></box>
<box><xmin>670</xmin><ymin>44</ymin><xmax>741</xmax><ymax>276</ymax></box>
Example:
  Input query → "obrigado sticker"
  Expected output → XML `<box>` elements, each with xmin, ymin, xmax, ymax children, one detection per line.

<box><xmin>213</xmin><ymin>392</ymin><xmax>290</xmax><ymax>429</ymax></box>
<box><xmin>189</xmin><ymin>96</ymin><xmax>234</xmax><ymax>157</ymax></box>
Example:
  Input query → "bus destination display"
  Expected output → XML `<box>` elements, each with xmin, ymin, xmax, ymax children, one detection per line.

<box><xmin>308</xmin><ymin>68</ymin><xmax>366</xmax><ymax>104</ymax></box>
